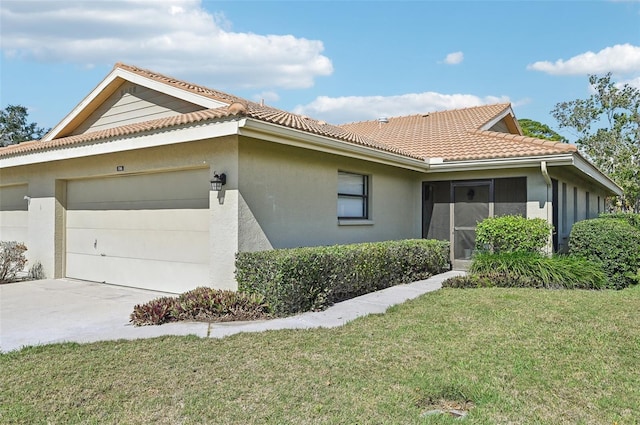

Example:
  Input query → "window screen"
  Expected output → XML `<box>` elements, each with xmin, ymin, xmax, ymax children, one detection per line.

<box><xmin>494</xmin><ymin>177</ymin><xmax>526</xmax><ymax>217</ymax></box>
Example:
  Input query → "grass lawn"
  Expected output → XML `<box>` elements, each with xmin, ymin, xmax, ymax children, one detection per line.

<box><xmin>2</xmin><ymin>286</ymin><xmax>639</xmax><ymax>424</ymax></box>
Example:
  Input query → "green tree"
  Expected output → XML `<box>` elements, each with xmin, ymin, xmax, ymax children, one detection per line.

<box><xmin>552</xmin><ymin>73</ymin><xmax>640</xmax><ymax>212</ymax></box>
<box><xmin>518</xmin><ymin>118</ymin><xmax>567</xmax><ymax>142</ymax></box>
<box><xmin>0</xmin><ymin>105</ymin><xmax>48</xmax><ymax>147</ymax></box>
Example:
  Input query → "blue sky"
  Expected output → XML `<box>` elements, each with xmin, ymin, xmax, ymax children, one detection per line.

<box><xmin>1</xmin><ymin>0</ymin><xmax>639</xmax><ymax>141</ymax></box>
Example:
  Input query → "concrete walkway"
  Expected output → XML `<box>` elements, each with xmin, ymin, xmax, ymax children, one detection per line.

<box><xmin>0</xmin><ymin>270</ymin><xmax>463</xmax><ymax>353</ymax></box>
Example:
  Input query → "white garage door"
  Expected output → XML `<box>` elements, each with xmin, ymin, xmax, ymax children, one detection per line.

<box><xmin>66</xmin><ymin>169</ymin><xmax>210</xmax><ymax>293</ymax></box>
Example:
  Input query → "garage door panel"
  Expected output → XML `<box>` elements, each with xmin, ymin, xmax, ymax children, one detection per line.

<box><xmin>67</xmin><ymin>209</ymin><xmax>209</xmax><ymax>232</ymax></box>
<box><xmin>66</xmin><ymin>228</ymin><xmax>209</xmax><ymax>263</ymax></box>
<box><xmin>66</xmin><ymin>253</ymin><xmax>208</xmax><ymax>293</ymax></box>
<box><xmin>67</xmin><ymin>169</ymin><xmax>209</xmax><ymax>210</ymax></box>
<box><xmin>65</xmin><ymin>169</ymin><xmax>210</xmax><ymax>292</ymax></box>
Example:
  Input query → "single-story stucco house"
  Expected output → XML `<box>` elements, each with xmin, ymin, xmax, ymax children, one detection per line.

<box><xmin>0</xmin><ymin>63</ymin><xmax>622</xmax><ymax>293</ymax></box>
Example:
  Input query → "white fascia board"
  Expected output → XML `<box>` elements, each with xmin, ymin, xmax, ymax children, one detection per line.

<box><xmin>571</xmin><ymin>154</ymin><xmax>623</xmax><ymax>195</ymax></box>
<box><xmin>115</xmin><ymin>68</ymin><xmax>227</xmax><ymax>109</ymax></box>
<box><xmin>44</xmin><ymin>67</ymin><xmax>123</xmax><ymax>141</ymax></box>
<box><xmin>238</xmin><ymin>119</ymin><xmax>429</xmax><ymax>172</ymax></box>
<box><xmin>427</xmin><ymin>154</ymin><xmax>575</xmax><ymax>173</ymax></box>
<box><xmin>44</xmin><ymin>68</ymin><xmax>226</xmax><ymax>142</ymax></box>
<box><xmin>430</xmin><ymin>153</ymin><xmax>622</xmax><ymax>196</ymax></box>
<box><xmin>1</xmin><ymin>121</ymin><xmax>240</xmax><ymax>168</ymax></box>
<box><xmin>480</xmin><ymin>105</ymin><xmax>515</xmax><ymax>131</ymax></box>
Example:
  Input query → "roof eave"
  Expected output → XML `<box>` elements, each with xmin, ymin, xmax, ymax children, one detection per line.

<box><xmin>571</xmin><ymin>153</ymin><xmax>623</xmax><ymax>196</ymax></box>
<box><xmin>428</xmin><ymin>154</ymin><xmax>575</xmax><ymax>172</ymax></box>
<box><xmin>239</xmin><ymin>119</ymin><xmax>429</xmax><ymax>172</ymax></box>
<box><xmin>428</xmin><ymin>152</ymin><xmax>622</xmax><ymax>196</ymax></box>
<box><xmin>1</xmin><ymin>119</ymin><xmax>241</xmax><ymax>168</ymax></box>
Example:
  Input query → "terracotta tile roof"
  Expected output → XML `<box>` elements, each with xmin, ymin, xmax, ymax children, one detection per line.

<box><xmin>339</xmin><ymin>104</ymin><xmax>577</xmax><ymax>161</ymax></box>
<box><xmin>115</xmin><ymin>63</ymin><xmax>244</xmax><ymax>105</ymax></box>
<box><xmin>0</xmin><ymin>106</ymin><xmax>236</xmax><ymax>157</ymax></box>
<box><xmin>0</xmin><ymin>100</ymin><xmax>420</xmax><ymax>160</ymax></box>
<box><xmin>0</xmin><ymin>63</ymin><xmax>576</xmax><ymax>163</ymax></box>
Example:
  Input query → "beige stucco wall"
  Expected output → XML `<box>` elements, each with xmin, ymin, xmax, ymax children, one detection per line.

<box><xmin>0</xmin><ymin>137</ymin><xmax>238</xmax><ymax>288</ymax></box>
<box><xmin>0</xmin><ymin>135</ymin><xmax>425</xmax><ymax>291</ymax></box>
<box><xmin>237</xmin><ymin>136</ymin><xmax>423</xmax><ymax>251</ymax></box>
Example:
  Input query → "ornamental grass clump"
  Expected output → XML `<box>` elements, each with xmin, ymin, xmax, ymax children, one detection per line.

<box><xmin>468</xmin><ymin>251</ymin><xmax>607</xmax><ymax>289</ymax></box>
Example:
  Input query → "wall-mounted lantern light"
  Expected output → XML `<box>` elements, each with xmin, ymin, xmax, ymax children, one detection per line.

<box><xmin>210</xmin><ymin>172</ymin><xmax>227</xmax><ymax>191</ymax></box>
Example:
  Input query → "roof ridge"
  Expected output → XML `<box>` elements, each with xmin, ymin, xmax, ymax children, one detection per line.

<box><xmin>338</xmin><ymin>102</ymin><xmax>511</xmax><ymax>126</ymax></box>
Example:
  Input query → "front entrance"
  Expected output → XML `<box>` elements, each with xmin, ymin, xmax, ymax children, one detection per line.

<box><xmin>452</xmin><ymin>181</ymin><xmax>492</xmax><ymax>270</ymax></box>
<box><xmin>423</xmin><ymin>177</ymin><xmax>527</xmax><ymax>270</ymax></box>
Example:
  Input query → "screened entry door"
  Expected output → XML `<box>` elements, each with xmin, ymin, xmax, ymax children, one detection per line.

<box><xmin>452</xmin><ymin>182</ymin><xmax>492</xmax><ymax>270</ymax></box>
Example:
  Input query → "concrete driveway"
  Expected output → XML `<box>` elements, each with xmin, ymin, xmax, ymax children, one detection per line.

<box><xmin>0</xmin><ymin>279</ymin><xmax>210</xmax><ymax>352</ymax></box>
<box><xmin>1</xmin><ymin>271</ymin><xmax>463</xmax><ymax>353</ymax></box>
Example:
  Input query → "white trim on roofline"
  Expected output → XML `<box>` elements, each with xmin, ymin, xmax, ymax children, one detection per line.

<box><xmin>1</xmin><ymin>120</ymin><xmax>240</xmax><ymax>168</ymax></box>
<box><xmin>428</xmin><ymin>153</ymin><xmax>622</xmax><ymax>195</ymax></box>
<box><xmin>427</xmin><ymin>154</ymin><xmax>575</xmax><ymax>172</ymax></box>
<box><xmin>3</xmin><ymin>112</ymin><xmax>623</xmax><ymax>197</ymax></box>
<box><xmin>238</xmin><ymin>119</ymin><xmax>430</xmax><ymax>172</ymax></box>
<box><xmin>44</xmin><ymin>67</ymin><xmax>227</xmax><ymax>142</ymax></box>
<box><xmin>481</xmin><ymin>105</ymin><xmax>516</xmax><ymax>132</ymax></box>
<box><xmin>571</xmin><ymin>154</ymin><xmax>623</xmax><ymax>196</ymax></box>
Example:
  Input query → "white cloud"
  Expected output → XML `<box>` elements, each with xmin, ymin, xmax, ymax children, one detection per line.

<box><xmin>527</xmin><ymin>44</ymin><xmax>640</xmax><ymax>75</ymax></box>
<box><xmin>0</xmin><ymin>0</ymin><xmax>333</xmax><ymax>89</ymax></box>
<box><xmin>252</xmin><ymin>91</ymin><xmax>280</xmax><ymax>104</ymax></box>
<box><xmin>294</xmin><ymin>92</ymin><xmax>510</xmax><ymax>124</ymax></box>
<box><xmin>443</xmin><ymin>51</ymin><xmax>464</xmax><ymax>65</ymax></box>
<box><xmin>618</xmin><ymin>76</ymin><xmax>640</xmax><ymax>90</ymax></box>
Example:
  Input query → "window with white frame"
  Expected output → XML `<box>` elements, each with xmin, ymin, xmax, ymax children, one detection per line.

<box><xmin>337</xmin><ymin>171</ymin><xmax>368</xmax><ymax>219</ymax></box>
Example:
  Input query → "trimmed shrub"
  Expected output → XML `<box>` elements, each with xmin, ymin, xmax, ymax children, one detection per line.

<box><xmin>130</xmin><ymin>288</ymin><xmax>271</xmax><ymax>326</ymax></box>
<box><xmin>236</xmin><ymin>239</ymin><xmax>450</xmax><ymax>316</ymax></box>
<box><xmin>569</xmin><ymin>218</ymin><xmax>640</xmax><ymax>289</ymax></box>
<box><xmin>0</xmin><ymin>241</ymin><xmax>28</xmax><ymax>283</ymax></box>
<box><xmin>475</xmin><ymin>215</ymin><xmax>552</xmax><ymax>254</ymax></box>
<box><xmin>469</xmin><ymin>251</ymin><xmax>607</xmax><ymax>289</ymax></box>
<box><xmin>598</xmin><ymin>212</ymin><xmax>640</xmax><ymax>230</ymax></box>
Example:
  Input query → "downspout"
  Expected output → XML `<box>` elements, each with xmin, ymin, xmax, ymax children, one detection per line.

<box><xmin>541</xmin><ymin>161</ymin><xmax>552</xmax><ymax>254</ymax></box>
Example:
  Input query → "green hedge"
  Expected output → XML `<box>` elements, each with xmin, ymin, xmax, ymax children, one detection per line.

<box><xmin>466</xmin><ymin>251</ymin><xmax>607</xmax><ymax>289</ymax></box>
<box><xmin>475</xmin><ymin>215</ymin><xmax>552</xmax><ymax>254</ymax></box>
<box><xmin>569</xmin><ymin>218</ymin><xmax>640</xmax><ymax>289</ymax></box>
<box><xmin>236</xmin><ymin>239</ymin><xmax>450</xmax><ymax>316</ymax></box>
<box><xmin>598</xmin><ymin>212</ymin><xmax>640</xmax><ymax>230</ymax></box>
